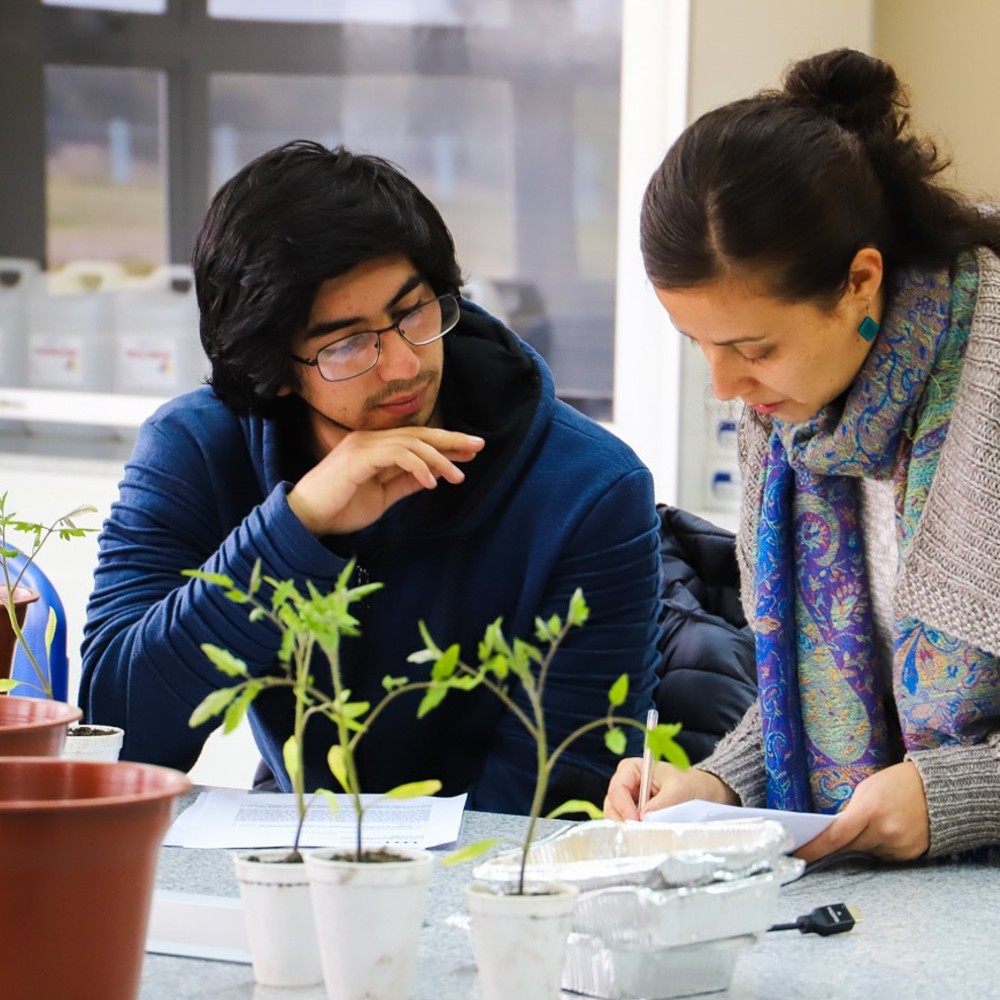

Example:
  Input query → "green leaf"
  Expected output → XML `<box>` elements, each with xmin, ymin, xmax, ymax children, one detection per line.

<box><xmin>416</xmin><ymin>684</ymin><xmax>448</xmax><ymax>719</ymax></box>
<box><xmin>439</xmin><ymin>838</ymin><xmax>500</xmax><ymax>866</ymax></box>
<box><xmin>248</xmin><ymin>559</ymin><xmax>262</xmax><ymax>596</ymax></box>
<box><xmin>189</xmin><ymin>686</ymin><xmax>241</xmax><ymax>728</ymax></box>
<box><xmin>607</xmin><ymin>673</ymin><xmax>629</xmax><ymax>707</ymax></box>
<box><xmin>413</xmin><ymin>620</ymin><xmax>442</xmax><ymax>659</ymax></box>
<box><xmin>406</xmin><ymin>648</ymin><xmax>437</xmax><ymax>665</ymax></box>
<box><xmin>0</xmin><ymin>678</ymin><xmax>22</xmax><ymax>693</ymax></box>
<box><xmin>337</xmin><ymin>699</ymin><xmax>371</xmax><ymax>721</ymax></box>
<box><xmin>44</xmin><ymin>606</ymin><xmax>58</xmax><ymax>659</ymax></box>
<box><xmin>568</xmin><ymin>588</ymin><xmax>589</xmax><ymax>627</ymax></box>
<box><xmin>547</xmin><ymin>798</ymin><xmax>603</xmax><ymax>821</ymax></box>
<box><xmin>381</xmin><ymin>674</ymin><xmax>409</xmax><ymax>691</ymax></box>
<box><xmin>431</xmin><ymin>643</ymin><xmax>460</xmax><ymax>681</ymax></box>
<box><xmin>326</xmin><ymin>745</ymin><xmax>349</xmax><ymax>793</ymax></box>
<box><xmin>484</xmin><ymin>654</ymin><xmax>509</xmax><ymax>682</ymax></box>
<box><xmin>318</xmin><ymin>788</ymin><xmax>340</xmax><ymax>816</ymax></box>
<box><xmin>283</xmin><ymin>734</ymin><xmax>302</xmax><ymax>785</ymax></box>
<box><xmin>347</xmin><ymin>581</ymin><xmax>383</xmax><ymax>603</ymax></box>
<box><xmin>200</xmin><ymin>643</ymin><xmax>250</xmax><ymax>678</ymax></box>
<box><xmin>384</xmin><ymin>779</ymin><xmax>442</xmax><ymax>799</ymax></box>
<box><xmin>182</xmin><ymin>569</ymin><xmax>234</xmax><ymax>588</ymax></box>
<box><xmin>648</xmin><ymin>722</ymin><xmax>690</xmax><ymax>770</ymax></box>
<box><xmin>604</xmin><ymin>726</ymin><xmax>627</xmax><ymax>756</ymax></box>
<box><xmin>222</xmin><ymin>681</ymin><xmax>260</xmax><ymax>734</ymax></box>
<box><xmin>660</xmin><ymin>740</ymin><xmax>691</xmax><ymax>770</ymax></box>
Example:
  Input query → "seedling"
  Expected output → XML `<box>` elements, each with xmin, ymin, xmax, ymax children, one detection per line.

<box><xmin>187</xmin><ymin>560</ymin><xmax>464</xmax><ymax>861</ymax></box>
<box><xmin>412</xmin><ymin>588</ymin><xmax>690</xmax><ymax>893</ymax></box>
<box><xmin>0</xmin><ymin>492</ymin><xmax>97</xmax><ymax>698</ymax></box>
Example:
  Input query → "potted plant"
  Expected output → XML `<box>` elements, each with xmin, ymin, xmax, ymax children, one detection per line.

<box><xmin>412</xmin><ymin>589</ymin><xmax>689</xmax><ymax>1000</ymax></box>
<box><xmin>187</xmin><ymin>559</ymin><xmax>466</xmax><ymax>995</ymax></box>
<box><xmin>0</xmin><ymin>492</ymin><xmax>99</xmax><ymax>755</ymax></box>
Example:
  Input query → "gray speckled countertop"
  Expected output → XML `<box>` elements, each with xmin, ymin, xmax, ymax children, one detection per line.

<box><xmin>142</xmin><ymin>794</ymin><xmax>1000</xmax><ymax>999</ymax></box>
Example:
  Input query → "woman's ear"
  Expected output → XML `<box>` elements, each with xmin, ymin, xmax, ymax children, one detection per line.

<box><xmin>847</xmin><ymin>246</ymin><xmax>884</xmax><ymax>303</ymax></box>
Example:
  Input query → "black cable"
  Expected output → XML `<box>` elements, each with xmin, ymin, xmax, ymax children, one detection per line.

<box><xmin>768</xmin><ymin>902</ymin><xmax>859</xmax><ymax>936</ymax></box>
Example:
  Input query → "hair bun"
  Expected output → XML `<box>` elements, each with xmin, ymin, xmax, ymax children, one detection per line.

<box><xmin>782</xmin><ymin>48</ymin><xmax>901</xmax><ymax>133</ymax></box>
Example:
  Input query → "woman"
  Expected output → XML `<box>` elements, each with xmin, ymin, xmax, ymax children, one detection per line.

<box><xmin>605</xmin><ymin>48</ymin><xmax>1000</xmax><ymax>863</ymax></box>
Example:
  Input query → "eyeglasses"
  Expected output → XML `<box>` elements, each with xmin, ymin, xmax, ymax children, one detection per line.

<box><xmin>291</xmin><ymin>293</ymin><xmax>460</xmax><ymax>383</ymax></box>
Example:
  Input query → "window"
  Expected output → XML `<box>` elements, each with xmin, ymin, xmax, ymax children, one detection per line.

<box><xmin>45</xmin><ymin>65</ymin><xmax>167</xmax><ymax>271</ymax></box>
<box><xmin>3</xmin><ymin>0</ymin><xmax>689</xmax><ymax>495</ymax></box>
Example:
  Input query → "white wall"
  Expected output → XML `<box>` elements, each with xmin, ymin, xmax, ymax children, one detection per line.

<box><xmin>1</xmin><ymin>451</ymin><xmax>257</xmax><ymax>787</ymax></box>
<box><xmin>874</xmin><ymin>0</ymin><xmax>1000</xmax><ymax>203</ymax></box>
<box><xmin>674</xmin><ymin>0</ymin><xmax>875</xmax><ymax>515</ymax></box>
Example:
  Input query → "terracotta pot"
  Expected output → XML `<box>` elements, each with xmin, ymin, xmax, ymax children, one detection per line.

<box><xmin>0</xmin><ymin>694</ymin><xmax>81</xmax><ymax>755</ymax></box>
<box><xmin>0</xmin><ymin>757</ymin><xmax>191</xmax><ymax>1000</ymax></box>
<box><xmin>0</xmin><ymin>585</ymin><xmax>39</xmax><ymax>682</ymax></box>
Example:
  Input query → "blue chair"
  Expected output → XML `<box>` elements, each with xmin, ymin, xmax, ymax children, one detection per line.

<box><xmin>6</xmin><ymin>552</ymin><xmax>69</xmax><ymax>702</ymax></box>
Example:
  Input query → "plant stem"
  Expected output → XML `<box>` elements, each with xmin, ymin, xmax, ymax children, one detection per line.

<box><xmin>519</xmin><ymin>719</ymin><xmax>548</xmax><ymax>895</ymax></box>
<box><xmin>289</xmin><ymin>633</ymin><xmax>313</xmax><ymax>859</ymax></box>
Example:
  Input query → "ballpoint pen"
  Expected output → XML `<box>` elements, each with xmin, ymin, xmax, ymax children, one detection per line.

<box><xmin>637</xmin><ymin>707</ymin><xmax>658</xmax><ymax>815</ymax></box>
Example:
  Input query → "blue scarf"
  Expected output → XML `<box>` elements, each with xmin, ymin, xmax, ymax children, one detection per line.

<box><xmin>755</xmin><ymin>254</ymin><xmax>998</xmax><ymax>812</ymax></box>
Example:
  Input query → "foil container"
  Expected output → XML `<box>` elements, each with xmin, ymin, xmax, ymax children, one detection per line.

<box><xmin>472</xmin><ymin>820</ymin><xmax>803</xmax><ymax>999</ymax></box>
<box><xmin>562</xmin><ymin>870</ymin><xmax>789</xmax><ymax>999</ymax></box>
<box><xmin>473</xmin><ymin>818</ymin><xmax>793</xmax><ymax>891</ymax></box>
<box><xmin>563</xmin><ymin>931</ymin><xmax>757</xmax><ymax>1000</ymax></box>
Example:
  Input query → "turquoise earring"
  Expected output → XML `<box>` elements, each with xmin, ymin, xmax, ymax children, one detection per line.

<box><xmin>858</xmin><ymin>302</ymin><xmax>879</xmax><ymax>342</ymax></box>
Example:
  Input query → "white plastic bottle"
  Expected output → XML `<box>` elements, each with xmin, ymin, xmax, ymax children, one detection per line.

<box><xmin>0</xmin><ymin>257</ymin><xmax>41</xmax><ymax>437</ymax></box>
<box><xmin>112</xmin><ymin>264</ymin><xmax>205</xmax><ymax>440</ymax></box>
<box><xmin>26</xmin><ymin>261</ymin><xmax>119</xmax><ymax>442</ymax></box>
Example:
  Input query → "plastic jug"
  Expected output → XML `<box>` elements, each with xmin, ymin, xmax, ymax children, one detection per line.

<box><xmin>112</xmin><ymin>264</ymin><xmax>204</xmax><ymax>397</ymax></box>
<box><xmin>26</xmin><ymin>262</ymin><xmax>119</xmax><ymax>441</ymax></box>
<box><xmin>0</xmin><ymin>257</ymin><xmax>40</xmax><ymax>389</ymax></box>
<box><xmin>112</xmin><ymin>264</ymin><xmax>205</xmax><ymax>441</ymax></box>
<box><xmin>0</xmin><ymin>257</ymin><xmax>41</xmax><ymax>437</ymax></box>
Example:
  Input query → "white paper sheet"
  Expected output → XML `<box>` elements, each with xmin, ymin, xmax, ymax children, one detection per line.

<box><xmin>643</xmin><ymin>799</ymin><xmax>835</xmax><ymax>851</ymax></box>
<box><xmin>163</xmin><ymin>788</ymin><xmax>467</xmax><ymax>849</ymax></box>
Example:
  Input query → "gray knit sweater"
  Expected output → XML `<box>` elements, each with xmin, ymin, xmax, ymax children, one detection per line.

<box><xmin>698</xmin><ymin>247</ymin><xmax>1000</xmax><ymax>857</ymax></box>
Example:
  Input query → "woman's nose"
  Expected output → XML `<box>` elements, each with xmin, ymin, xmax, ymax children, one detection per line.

<box><xmin>704</xmin><ymin>347</ymin><xmax>754</xmax><ymax>402</ymax></box>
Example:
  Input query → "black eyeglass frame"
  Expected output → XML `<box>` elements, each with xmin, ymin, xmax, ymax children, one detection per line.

<box><xmin>290</xmin><ymin>293</ymin><xmax>460</xmax><ymax>383</ymax></box>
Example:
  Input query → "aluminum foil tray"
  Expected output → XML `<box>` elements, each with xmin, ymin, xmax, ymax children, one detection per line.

<box><xmin>573</xmin><ymin>869</ymin><xmax>781</xmax><ymax>947</ymax></box>
<box><xmin>473</xmin><ymin>818</ymin><xmax>793</xmax><ymax>890</ymax></box>
<box><xmin>563</xmin><ymin>931</ymin><xmax>756</xmax><ymax>1000</ymax></box>
<box><xmin>562</xmin><ymin>868</ymin><xmax>789</xmax><ymax>999</ymax></box>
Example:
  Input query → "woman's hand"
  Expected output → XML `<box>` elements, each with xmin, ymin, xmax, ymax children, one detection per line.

<box><xmin>796</xmin><ymin>761</ymin><xmax>930</xmax><ymax>863</ymax></box>
<box><xmin>603</xmin><ymin>759</ymin><xmax>739</xmax><ymax>821</ymax></box>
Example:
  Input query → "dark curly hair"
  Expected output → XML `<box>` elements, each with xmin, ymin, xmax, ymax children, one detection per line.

<box><xmin>193</xmin><ymin>140</ymin><xmax>463</xmax><ymax>415</ymax></box>
<box><xmin>640</xmin><ymin>48</ymin><xmax>1000</xmax><ymax>306</ymax></box>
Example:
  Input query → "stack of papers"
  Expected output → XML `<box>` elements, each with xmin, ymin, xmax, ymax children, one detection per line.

<box><xmin>163</xmin><ymin>788</ymin><xmax>467</xmax><ymax>850</ymax></box>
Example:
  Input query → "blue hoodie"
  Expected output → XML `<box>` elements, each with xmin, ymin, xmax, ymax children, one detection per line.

<box><xmin>80</xmin><ymin>303</ymin><xmax>661</xmax><ymax>813</ymax></box>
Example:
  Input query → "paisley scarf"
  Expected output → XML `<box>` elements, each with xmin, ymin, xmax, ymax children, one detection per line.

<box><xmin>756</xmin><ymin>252</ymin><xmax>1000</xmax><ymax>813</ymax></box>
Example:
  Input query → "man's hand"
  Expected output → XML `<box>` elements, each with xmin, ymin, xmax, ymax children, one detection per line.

<box><xmin>603</xmin><ymin>759</ymin><xmax>739</xmax><ymax>821</ymax></box>
<box><xmin>795</xmin><ymin>761</ymin><xmax>930</xmax><ymax>863</ymax></box>
<box><xmin>287</xmin><ymin>427</ymin><xmax>485</xmax><ymax>536</ymax></box>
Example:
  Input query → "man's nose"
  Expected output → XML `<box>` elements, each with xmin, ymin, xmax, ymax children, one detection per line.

<box><xmin>376</xmin><ymin>328</ymin><xmax>421</xmax><ymax>381</ymax></box>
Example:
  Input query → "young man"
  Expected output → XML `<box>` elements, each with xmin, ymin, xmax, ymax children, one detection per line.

<box><xmin>79</xmin><ymin>140</ymin><xmax>663</xmax><ymax>813</ymax></box>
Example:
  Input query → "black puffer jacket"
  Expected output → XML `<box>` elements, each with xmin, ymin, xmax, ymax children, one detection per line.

<box><xmin>655</xmin><ymin>504</ymin><xmax>757</xmax><ymax>763</ymax></box>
